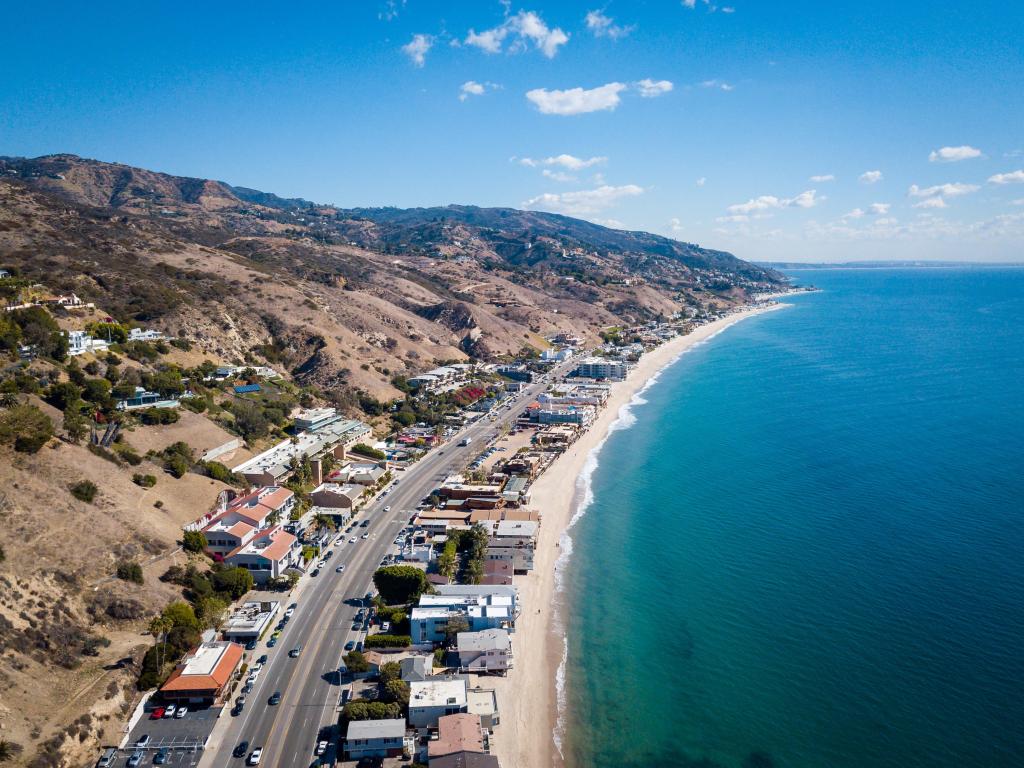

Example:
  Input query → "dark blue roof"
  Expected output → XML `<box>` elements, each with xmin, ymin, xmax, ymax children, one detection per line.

<box><xmin>234</xmin><ymin>383</ymin><xmax>261</xmax><ymax>394</ymax></box>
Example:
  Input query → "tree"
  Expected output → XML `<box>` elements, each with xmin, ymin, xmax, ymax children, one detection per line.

<box><xmin>373</xmin><ymin>565</ymin><xmax>429</xmax><ymax>605</ymax></box>
<box><xmin>343</xmin><ymin>650</ymin><xmax>370</xmax><ymax>673</ymax></box>
<box><xmin>45</xmin><ymin>381</ymin><xmax>81</xmax><ymax>412</ymax></box>
<box><xmin>196</xmin><ymin>595</ymin><xmax>229</xmax><ymax>629</ymax></box>
<box><xmin>210</xmin><ymin>566</ymin><xmax>254</xmax><ymax>600</ymax></box>
<box><xmin>443</xmin><ymin>616</ymin><xmax>470</xmax><ymax>645</ymax></box>
<box><xmin>379</xmin><ymin>661</ymin><xmax>402</xmax><ymax>685</ymax></box>
<box><xmin>231</xmin><ymin>400</ymin><xmax>270</xmax><ymax>440</ymax></box>
<box><xmin>382</xmin><ymin>678</ymin><xmax>410</xmax><ymax>706</ymax></box>
<box><xmin>0</xmin><ymin>404</ymin><xmax>53</xmax><ymax>453</ymax></box>
<box><xmin>62</xmin><ymin>408</ymin><xmax>88</xmax><ymax>443</ymax></box>
<box><xmin>162</xmin><ymin>601</ymin><xmax>200</xmax><ymax>631</ymax></box>
<box><xmin>312</xmin><ymin>511</ymin><xmax>336</xmax><ymax>533</ymax></box>
<box><xmin>182</xmin><ymin>530</ymin><xmax>206</xmax><ymax>553</ymax></box>
<box><xmin>148</xmin><ymin>616</ymin><xmax>173</xmax><ymax>675</ymax></box>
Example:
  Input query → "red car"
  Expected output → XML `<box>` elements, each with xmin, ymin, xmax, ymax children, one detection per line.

<box><xmin>150</xmin><ymin>707</ymin><xmax>165</xmax><ymax>720</ymax></box>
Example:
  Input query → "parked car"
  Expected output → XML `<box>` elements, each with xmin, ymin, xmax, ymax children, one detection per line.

<box><xmin>162</xmin><ymin>704</ymin><xmax>175</xmax><ymax>718</ymax></box>
<box><xmin>266</xmin><ymin>637</ymin><xmax>277</xmax><ymax>649</ymax></box>
<box><xmin>245</xmin><ymin>639</ymin><xmax>258</xmax><ymax>651</ymax></box>
<box><xmin>360</xmin><ymin>520</ymin><xmax>370</xmax><ymax>528</ymax></box>
<box><xmin>154</xmin><ymin>747</ymin><xmax>169</xmax><ymax>764</ymax></box>
<box><xmin>135</xmin><ymin>735</ymin><xmax>150</xmax><ymax>748</ymax></box>
<box><xmin>284</xmin><ymin>608</ymin><xmax>295</xmax><ymax>619</ymax></box>
<box><xmin>288</xmin><ymin>602</ymin><xmax>298</xmax><ymax>610</ymax></box>
<box><xmin>351</xmin><ymin>621</ymin><xmax>361</xmax><ymax>631</ymax></box>
<box><xmin>96</xmin><ymin>747</ymin><xmax>117</xmax><ymax>768</ymax></box>
<box><xmin>242</xmin><ymin>682</ymin><xmax>254</xmax><ymax>695</ymax></box>
<box><xmin>268</xmin><ymin>691</ymin><xmax>281</xmax><ymax>706</ymax></box>
<box><xmin>344</xmin><ymin>640</ymin><xmax>355</xmax><ymax>651</ymax></box>
<box><xmin>311</xmin><ymin>568</ymin><xmax>320</xmax><ymax>577</ymax></box>
<box><xmin>149</xmin><ymin>707</ymin><xmax>164</xmax><ymax>720</ymax></box>
<box><xmin>316</xmin><ymin>740</ymin><xmax>328</xmax><ymax>756</ymax></box>
<box><xmin>127</xmin><ymin>751</ymin><xmax>143</xmax><ymax>768</ymax></box>
<box><xmin>257</xmin><ymin>654</ymin><xmax>268</xmax><ymax>665</ymax></box>
<box><xmin>247</xmin><ymin>748</ymin><xmax>263</xmax><ymax>765</ymax></box>
<box><xmin>175</xmin><ymin>706</ymin><xmax>187</xmax><ymax>718</ymax></box>
<box><xmin>233</xmin><ymin>741</ymin><xmax>250</xmax><ymax>759</ymax></box>
<box><xmin>381</xmin><ymin>621</ymin><xmax>391</xmax><ymax>633</ymax></box>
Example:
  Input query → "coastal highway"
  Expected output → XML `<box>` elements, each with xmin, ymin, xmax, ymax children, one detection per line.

<box><xmin>201</xmin><ymin>363</ymin><xmax>573</xmax><ymax>768</ymax></box>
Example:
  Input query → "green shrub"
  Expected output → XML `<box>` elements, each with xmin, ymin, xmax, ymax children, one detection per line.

<box><xmin>70</xmin><ymin>480</ymin><xmax>98</xmax><ymax>503</ymax></box>
<box><xmin>133</xmin><ymin>473</ymin><xmax>157</xmax><ymax>488</ymax></box>
<box><xmin>0</xmin><ymin>404</ymin><xmax>54</xmax><ymax>453</ymax></box>
<box><xmin>350</xmin><ymin>443</ymin><xmax>385</xmax><ymax>461</ymax></box>
<box><xmin>181</xmin><ymin>397</ymin><xmax>207</xmax><ymax>413</ymax></box>
<box><xmin>373</xmin><ymin>565</ymin><xmax>429</xmax><ymax>605</ymax></box>
<box><xmin>200</xmin><ymin>460</ymin><xmax>244</xmax><ymax>486</ymax></box>
<box><xmin>182</xmin><ymin>530</ymin><xmax>206</xmax><ymax>553</ymax></box>
<box><xmin>363</xmin><ymin>634</ymin><xmax>411</xmax><ymax>649</ymax></box>
<box><xmin>115</xmin><ymin>560</ymin><xmax>144</xmax><ymax>584</ymax></box>
<box><xmin>343</xmin><ymin>650</ymin><xmax>370</xmax><ymax>673</ymax></box>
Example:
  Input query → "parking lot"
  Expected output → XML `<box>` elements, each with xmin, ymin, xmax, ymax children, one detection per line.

<box><xmin>114</xmin><ymin>705</ymin><xmax>222</xmax><ymax>767</ymax></box>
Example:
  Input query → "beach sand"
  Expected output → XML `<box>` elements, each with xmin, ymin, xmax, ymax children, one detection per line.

<box><xmin>488</xmin><ymin>302</ymin><xmax>787</xmax><ymax>768</ymax></box>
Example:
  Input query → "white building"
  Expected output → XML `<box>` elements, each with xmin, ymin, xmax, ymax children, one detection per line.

<box><xmin>232</xmin><ymin>419</ymin><xmax>371</xmax><ymax>485</ymax></box>
<box><xmin>456</xmin><ymin>629</ymin><xmax>513</xmax><ymax>674</ymax></box>
<box><xmin>66</xmin><ymin>330</ymin><xmax>109</xmax><ymax>357</ymax></box>
<box><xmin>408</xmin><ymin>678</ymin><xmax>468</xmax><ymax>728</ymax></box>
<box><xmin>345</xmin><ymin>719</ymin><xmax>408</xmax><ymax>760</ymax></box>
<box><xmin>575</xmin><ymin>357</ymin><xmax>627</xmax><ymax>381</ymax></box>
<box><xmin>294</xmin><ymin>407</ymin><xmax>343</xmax><ymax>433</ymax></box>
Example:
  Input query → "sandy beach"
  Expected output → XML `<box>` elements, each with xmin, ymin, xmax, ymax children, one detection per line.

<box><xmin>488</xmin><ymin>301</ymin><xmax>787</xmax><ymax>768</ymax></box>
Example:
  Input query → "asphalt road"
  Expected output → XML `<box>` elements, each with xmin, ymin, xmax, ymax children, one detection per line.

<box><xmin>201</xmin><ymin>365</ymin><xmax>570</xmax><ymax>768</ymax></box>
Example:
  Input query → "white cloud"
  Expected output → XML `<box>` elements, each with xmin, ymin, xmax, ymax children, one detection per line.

<box><xmin>843</xmin><ymin>208</ymin><xmax>865</xmax><ymax>220</ymax></box>
<box><xmin>727</xmin><ymin>189</ymin><xmax>821</xmax><ymax>215</ymax></box>
<box><xmin>989</xmin><ymin>170</ymin><xmax>1024</xmax><ymax>185</ymax></box>
<box><xmin>526</xmin><ymin>82</ymin><xmax>626</xmax><ymax>115</ymax></box>
<box><xmin>913</xmin><ymin>197</ymin><xmax>948</xmax><ymax>209</ymax></box>
<box><xmin>585</xmin><ymin>10</ymin><xmax>634</xmax><ymax>39</ymax></box>
<box><xmin>929</xmin><ymin>145</ymin><xmax>982</xmax><ymax>163</ymax></box>
<box><xmin>809</xmin><ymin>174</ymin><xmax>835</xmax><ymax>183</ymax></box>
<box><xmin>683</xmin><ymin>0</ymin><xmax>731</xmax><ymax>12</ymax></box>
<box><xmin>699</xmin><ymin>79</ymin><xmax>734</xmax><ymax>91</ymax></box>
<box><xmin>465</xmin><ymin>10</ymin><xmax>569</xmax><ymax>59</ymax></box>
<box><xmin>696</xmin><ymin>177</ymin><xmax>707</xmax><ymax>187</ymax></box>
<box><xmin>908</xmin><ymin>182</ymin><xmax>979</xmax><ymax>198</ymax></box>
<box><xmin>669</xmin><ymin>217</ymin><xmax>684</xmax><ymax>232</ymax></box>
<box><xmin>869</xmin><ymin>203</ymin><xmax>891</xmax><ymax>215</ymax></box>
<box><xmin>542</xmin><ymin>169</ymin><xmax>575</xmax><ymax>182</ymax></box>
<box><xmin>544</xmin><ymin>154</ymin><xmax>606</xmax><ymax>170</ymax></box>
<box><xmin>859</xmin><ymin>170</ymin><xmax>883</xmax><ymax>184</ymax></box>
<box><xmin>635</xmin><ymin>78</ymin><xmax>674</xmax><ymax>98</ymax></box>
<box><xmin>459</xmin><ymin>81</ymin><xmax>485</xmax><ymax>101</ymax></box>
<box><xmin>379</xmin><ymin>0</ymin><xmax>405</xmax><ymax>21</ymax></box>
<box><xmin>402</xmin><ymin>33</ymin><xmax>433</xmax><ymax>67</ymax></box>
<box><xmin>522</xmin><ymin>184</ymin><xmax>644</xmax><ymax>215</ymax></box>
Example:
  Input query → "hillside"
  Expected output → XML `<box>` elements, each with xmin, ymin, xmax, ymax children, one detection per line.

<box><xmin>0</xmin><ymin>154</ymin><xmax>781</xmax><ymax>402</ymax></box>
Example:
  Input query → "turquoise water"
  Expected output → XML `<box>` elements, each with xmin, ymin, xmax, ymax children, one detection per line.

<box><xmin>562</xmin><ymin>268</ymin><xmax>1024</xmax><ymax>768</ymax></box>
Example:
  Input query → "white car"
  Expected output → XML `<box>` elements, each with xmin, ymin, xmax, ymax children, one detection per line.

<box><xmin>383</xmin><ymin>505</ymin><xmax>391</xmax><ymax>512</ymax></box>
<box><xmin>361</xmin><ymin>533</ymin><xmax>369</xmax><ymax>540</ymax></box>
<box><xmin>349</xmin><ymin>536</ymin><xmax>357</xmax><ymax>543</ymax></box>
<box><xmin>284</xmin><ymin>607</ymin><xmax>295</xmax><ymax>619</ymax></box>
<box><xmin>316</xmin><ymin>741</ymin><xmax>328</xmax><ymax>756</ymax></box>
<box><xmin>174</xmin><ymin>706</ymin><xmax>187</xmax><ymax>718</ymax></box>
<box><xmin>335</xmin><ymin>564</ymin><xmax>345</xmax><ymax>573</ymax></box>
<box><xmin>252</xmin><ymin>661</ymin><xmax>264</xmax><ymax>673</ymax></box>
<box><xmin>162</xmin><ymin>704</ymin><xmax>176</xmax><ymax>718</ymax></box>
<box><xmin>248</xmin><ymin>748</ymin><xmax>263</xmax><ymax>765</ymax></box>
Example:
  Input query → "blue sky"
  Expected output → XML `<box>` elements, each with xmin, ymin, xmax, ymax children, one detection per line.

<box><xmin>2</xmin><ymin>1</ymin><xmax>1023</xmax><ymax>262</ymax></box>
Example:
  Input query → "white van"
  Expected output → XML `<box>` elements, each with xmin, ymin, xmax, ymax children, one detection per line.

<box><xmin>96</xmin><ymin>748</ymin><xmax>118</xmax><ymax>768</ymax></box>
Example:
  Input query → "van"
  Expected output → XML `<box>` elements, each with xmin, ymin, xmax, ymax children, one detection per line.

<box><xmin>96</xmin><ymin>748</ymin><xmax>117</xmax><ymax>768</ymax></box>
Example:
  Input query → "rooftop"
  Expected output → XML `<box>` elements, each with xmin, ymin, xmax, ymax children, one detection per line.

<box><xmin>346</xmin><ymin>718</ymin><xmax>406</xmax><ymax>741</ymax></box>
<box><xmin>409</xmin><ymin>678</ymin><xmax>468</xmax><ymax>708</ymax></box>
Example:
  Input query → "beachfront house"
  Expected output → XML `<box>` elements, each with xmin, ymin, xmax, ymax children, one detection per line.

<box><xmin>455</xmin><ymin>629</ymin><xmax>513</xmax><ymax>674</ymax></box>
<box><xmin>408</xmin><ymin>677</ymin><xmax>468</xmax><ymax>728</ymax></box>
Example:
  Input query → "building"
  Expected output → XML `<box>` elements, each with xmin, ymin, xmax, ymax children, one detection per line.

<box><xmin>344</xmin><ymin>719</ymin><xmax>407</xmax><ymax>760</ymax></box>
<box><xmin>486</xmin><ymin>519</ymin><xmax>538</xmax><ymax>573</ymax></box>
<box><xmin>310</xmin><ymin>482</ymin><xmax>363</xmax><ymax>511</ymax></box>
<box><xmin>410</xmin><ymin>586</ymin><xmax>518</xmax><ymax>643</ymax></box>
<box><xmin>116</xmin><ymin>386</ymin><xmax>183</xmax><ymax>411</ymax></box>
<box><xmin>408</xmin><ymin>677</ymin><xmax>468</xmax><ymax>728</ymax></box>
<box><xmin>65</xmin><ymin>330</ymin><xmax>109</xmax><ymax>357</ymax></box>
<box><xmin>466</xmin><ymin>687</ymin><xmax>501</xmax><ymax>729</ymax></box>
<box><xmin>575</xmin><ymin>357</ymin><xmax>627</xmax><ymax>381</ymax></box>
<box><xmin>127</xmin><ymin>328</ymin><xmax>165</xmax><ymax>342</ymax></box>
<box><xmin>294</xmin><ymin>407</ymin><xmax>344</xmax><ymax>433</ymax></box>
<box><xmin>327</xmin><ymin>461</ymin><xmax>387</xmax><ymax>486</ymax></box>
<box><xmin>224</xmin><ymin>525</ymin><xmax>299</xmax><ymax>584</ymax></box>
<box><xmin>400</xmin><ymin>656</ymin><xmax>431</xmax><ymax>683</ymax></box>
<box><xmin>159</xmin><ymin>641</ymin><xmax>243</xmax><ymax>703</ymax></box>
<box><xmin>197</xmin><ymin>487</ymin><xmax>295</xmax><ymax>556</ymax></box>
<box><xmin>221</xmin><ymin>601</ymin><xmax>280</xmax><ymax>642</ymax></box>
<box><xmin>456</xmin><ymin>629</ymin><xmax>513</xmax><ymax>674</ymax></box>
<box><xmin>428</xmin><ymin>713</ymin><xmax>488</xmax><ymax>760</ymax></box>
<box><xmin>232</xmin><ymin>419</ymin><xmax>371</xmax><ymax>486</ymax></box>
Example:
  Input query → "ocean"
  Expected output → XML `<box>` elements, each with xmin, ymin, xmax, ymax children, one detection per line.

<box><xmin>560</xmin><ymin>267</ymin><xmax>1024</xmax><ymax>768</ymax></box>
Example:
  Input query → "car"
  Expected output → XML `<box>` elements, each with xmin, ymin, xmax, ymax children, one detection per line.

<box><xmin>150</xmin><ymin>707</ymin><xmax>165</xmax><ymax>719</ymax></box>
<box><xmin>361</xmin><ymin>533</ymin><xmax>369</xmax><ymax>539</ymax></box>
<box><xmin>349</xmin><ymin>537</ymin><xmax>357</xmax><ymax>543</ymax></box>
<box><xmin>268</xmin><ymin>691</ymin><xmax>281</xmax><ymax>706</ymax></box>
<box><xmin>344</xmin><ymin>640</ymin><xmax>356</xmax><ymax>650</ymax></box>
<box><xmin>271</xmin><ymin>630</ymin><xmax>282</xmax><ymax>640</ymax></box>
<box><xmin>175</xmin><ymin>706</ymin><xmax>187</xmax><ymax>718</ymax></box>
<box><xmin>276</xmin><ymin>621</ymin><xmax>286</xmax><ymax>631</ymax></box>
<box><xmin>242</xmin><ymin>682</ymin><xmax>253</xmax><ymax>695</ymax></box>
<box><xmin>135</xmin><ymin>735</ymin><xmax>151</xmax><ymax>748</ymax></box>
<box><xmin>360</xmin><ymin>519</ymin><xmax>370</xmax><ymax>528</ymax></box>
<box><xmin>266</xmin><ymin>637</ymin><xmax>277</xmax><ymax>648</ymax></box>
<box><xmin>252</xmin><ymin>661</ymin><xmax>263</xmax><ymax>673</ymax></box>
<box><xmin>257</xmin><ymin>654</ymin><xmax>268</xmax><ymax>665</ymax></box>
<box><xmin>233</xmin><ymin>741</ymin><xmax>250</xmax><ymax>759</ymax></box>
<box><xmin>381</xmin><ymin>621</ymin><xmax>391</xmax><ymax>633</ymax></box>
<box><xmin>351</xmin><ymin>621</ymin><xmax>361</xmax><ymax>631</ymax></box>
<box><xmin>126</xmin><ymin>751</ymin><xmax>143</xmax><ymax>768</ymax></box>
<box><xmin>289</xmin><ymin>646</ymin><xmax>302</xmax><ymax>658</ymax></box>
<box><xmin>336</xmin><ymin>536</ymin><xmax>345</xmax><ymax>544</ymax></box>
<box><xmin>97</xmin><ymin>747</ymin><xmax>118</xmax><ymax>768</ymax></box>
<box><xmin>245</xmin><ymin>639</ymin><xmax>258</xmax><ymax>651</ymax></box>
<box><xmin>162</xmin><ymin>704</ymin><xmax>176</xmax><ymax>718</ymax></box>
<box><xmin>356</xmin><ymin>640</ymin><xmax>364</xmax><ymax>652</ymax></box>
<box><xmin>311</xmin><ymin>568</ymin><xmax>320</xmax><ymax>577</ymax></box>
<box><xmin>316</xmin><ymin>740</ymin><xmax>328</xmax><ymax>756</ymax></box>
<box><xmin>154</xmin><ymin>747</ymin><xmax>169</xmax><ymax>765</ymax></box>
<box><xmin>335</xmin><ymin>565</ymin><xmax>345</xmax><ymax>573</ymax></box>
<box><xmin>247</xmin><ymin>748</ymin><xmax>263</xmax><ymax>765</ymax></box>
<box><xmin>383</xmin><ymin>505</ymin><xmax>391</xmax><ymax>512</ymax></box>
<box><xmin>288</xmin><ymin>602</ymin><xmax>298</xmax><ymax>610</ymax></box>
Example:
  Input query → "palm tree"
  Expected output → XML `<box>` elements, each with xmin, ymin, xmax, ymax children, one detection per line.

<box><xmin>148</xmin><ymin>616</ymin><xmax>172</xmax><ymax>673</ymax></box>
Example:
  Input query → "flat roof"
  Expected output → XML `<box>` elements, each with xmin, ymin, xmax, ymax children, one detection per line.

<box><xmin>409</xmin><ymin>678</ymin><xmax>467</xmax><ymax>708</ymax></box>
<box><xmin>346</xmin><ymin>718</ymin><xmax>406</xmax><ymax>740</ymax></box>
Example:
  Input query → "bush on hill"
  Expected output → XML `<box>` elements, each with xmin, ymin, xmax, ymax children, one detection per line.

<box><xmin>115</xmin><ymin>560</ymin><xmax>144</xmax><ymax>584</ymax></box>
<box><xmin>69</xmin><ymin>480</ymin><xmax>98</xmax><ymax>503</ymax></box>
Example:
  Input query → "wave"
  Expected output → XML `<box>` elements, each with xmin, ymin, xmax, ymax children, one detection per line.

<box><xmin>551</xmin><ymin>311</ymin><xmax>770</xmax><ymax>759</ymax></box>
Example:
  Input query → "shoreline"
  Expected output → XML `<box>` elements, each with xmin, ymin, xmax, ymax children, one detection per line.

<box><xmin>488</xmin><ymin>300</ymin><xmax>789</xmax><ymax>768</ymax></box>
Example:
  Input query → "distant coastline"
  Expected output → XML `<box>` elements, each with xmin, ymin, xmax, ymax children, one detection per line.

<box><xmin>759</xmin><ymin>260</ymin><xmax>1024</xmax><ymax>271</ymax></box>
